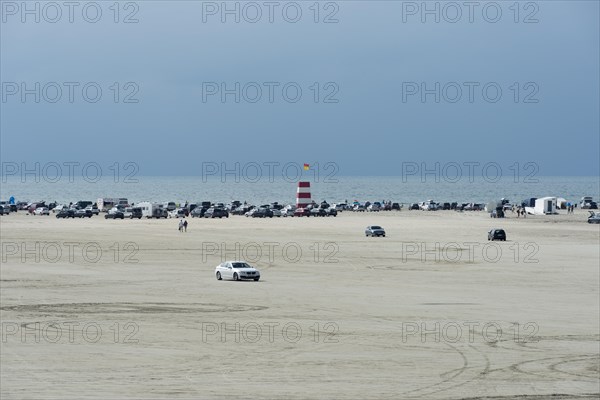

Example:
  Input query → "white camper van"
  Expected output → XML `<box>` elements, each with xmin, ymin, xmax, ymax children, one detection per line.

<box><xmin>138</xmin><ymin>202</ymin><xmax>167</xmax><ymax>218</ymax></box>
<box><xmin>525</xmin><ymin>197</ymin><xmax>558</xmax><ymax>215</ymax></box>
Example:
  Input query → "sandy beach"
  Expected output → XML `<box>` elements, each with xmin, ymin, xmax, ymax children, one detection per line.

<box><xmin>1</xmin><ymin>210</ymin><xmax>599</xmax><ymax>399</ymax></box>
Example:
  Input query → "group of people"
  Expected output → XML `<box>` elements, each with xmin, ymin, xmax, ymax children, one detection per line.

<box><xmin>178</xmin><ymin>218</ymin><xmax>188</xmax><ymax>232</ymax></box>
<box><xmin>512</xmin><ymin>206</ymin><xmax>527</xmax><ymax>218</ymax></box>
<box><xmin>566</xmin><ymin>203</ymin><xmax>576</xmax><ymax>214</ymax></box>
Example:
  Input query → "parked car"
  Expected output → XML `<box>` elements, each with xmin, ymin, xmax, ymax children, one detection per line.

<box><xmin>191</xmin><ymin>207</ymin><xmax>208</xmax><ymax>218</ymax></box>
<box><xmin>365</xmin><ymin>226</ymin><xmax>386</xmax><ymax>237</ymax></box>
<box><xmin>333</xmin><ymin>203</ymin><xmax>346</xmax><ymax>212</ymax></box>
<box><xmin>367</xmin><ymin>202</ymin><xmax>381</xmax><ymax>212</ymax></box>
<box><xmin>353</xmin><ymin>204</ymin><xmax>366</xmax><ymax>212</ymax></box>
<box><xmin>33</xmin><ymin>207</ymin><xmax>50</xmax><ymax>216</ymax></box>
<box><xmin>215</xmin><ymin>261</ymin><xmax>260</xmax><ymax>281</ymax></box>
<box><xmin>327</xmin><ymin>209</ymin><xmax>338</xmax><ymax>217</ymax></box>
<box><xmin>580</xmin><ymin>197</ymin><xmax>596</xmax><ymax>209</ymax></box>
<box><xmin>0</xmin><ymin>206</ymin><xmax>7</xmax><ymax>215</ymax></box>
<box><xmin>28</xmin><ymin>202</ymin><xmax>46</xmax><ymax>214</ymax></box>
<box><xmin>419</xmin><ymin>200</ymin><xmax>439</xmax><ymax>211</ymax></box>
<box><xmin>105</xmin><ymin>211</ymin><xmax>125</xmax><ymax>219</ymax></box>
<box><xmin>391</xmin><ymin>203</ymin><xmax>402</xmax><ymax>211</ymax></box>
<box><xmin>234</xmin><ymin>205</ymin><xmax>253</xmax><ymax>215</ymax></box>
<box><xmin>131</xmin><ymin>207</ymin><xmax>143</xmax><ymax>219</ymax></box>
<box><xmin>75</xmin><ymin>201</ymin><xmax>93</xmax><ymax>210</ymax></box>
<box><xmin>409</xmin><ymin>203</ymin><xmax>419</xmax><ymax>210</ymax></box>
<box><xmin>252</xmin><ymin>208</ymin><xmax>273</xmax><ymax>218</ymax></box>
<box><xmin>85</xmin><ymin>205</ymin><xmax>100</xmax><ymax>215</ymax></box>
<box><xmin>281</xmin><ymin>209</ymin><xmax>295</xmax><ymax>217</ymax></box>
<box><xmin>75</xmin><ymin>209</ymin><xmax>93</xmax><ymax>218</ymax></box>
<box><xmin>587</xmin><ymin>212</ymin><xmax>600</xmax><ymax>224</ymax></box>
<box><xmin>167</xmin><ymin>209</ymin><xmax>179</xmax><ymax>218</ymax></box>
<box><xmin>164</xmin><ymin>202</ymin><xmax>177</xmax><ymax>211</ymax></box>
<box><xmin>310</xmin><ymin>207</ymin><xmax>327</xmax><ymax>217</ymax></box>
<box><xmin>488</xmin><ymin>229</ymin><xmax>506</xmax><ymax>241</ymax></box>
<box><xmin>293</xmin><ymin>208</ymin><xmax>311</xmax><ymax>217</ymax></box>
<box><xmin>271</xmin><ymin>209</ymin><xmax>282</xmax><ymax>217</ymax></box>
<box><xmin>204</xmin><ymin>207</ymin><xmax>229</xmax><ymax>218</ymax></box>
<box><xmin>56</xmin><ymin>209</ymin><xmax>76</xmax><ymax>218</ymax></box>
<box><xmin>108</xmin><ymin>206</ymin><xmax>125</xmax><ymax>215</ymax></box>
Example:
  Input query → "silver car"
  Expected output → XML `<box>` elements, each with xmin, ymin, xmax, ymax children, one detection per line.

<box><xmin>365</xmin><ymin>226</ymin><xmax>386</xmax><ymax>237</ymax></box>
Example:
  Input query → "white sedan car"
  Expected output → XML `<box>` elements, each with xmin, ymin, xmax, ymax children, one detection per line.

<box><xmin>215</xmin><ymin>261</ymin><xmax>261</xmax><ymax>281</ymax></box>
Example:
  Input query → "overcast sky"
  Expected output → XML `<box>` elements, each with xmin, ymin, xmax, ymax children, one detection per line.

<box><xmin>1</xmin><ymin>1</ymin><xmax>599</xmax><ymax>176</ymax></box>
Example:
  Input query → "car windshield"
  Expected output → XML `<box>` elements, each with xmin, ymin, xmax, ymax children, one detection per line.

<box><xmin>232</xmin><ymin>263</ymin><xmax>251</xmax><ymax>269</ymax></box>
<box><xmin>371</xmin><ymin>226</ymin><xmax>382</xmax><ymax>230</ymax></box>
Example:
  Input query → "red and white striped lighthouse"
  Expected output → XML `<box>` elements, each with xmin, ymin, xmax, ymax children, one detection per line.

<box><xmin>296</xmin><ymin>181</ymin><xmax>312</xmax><ymax>208</ymax></box>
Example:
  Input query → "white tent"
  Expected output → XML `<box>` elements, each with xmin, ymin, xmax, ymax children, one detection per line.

<box><xmin>526</xmin><ymin>197</ymin><xmax>558</xmax><ymax>215</ymax></box>
<box><xmin>556</xmin><ymin>197</ymin><xmax>567</xmax><ymax>209</ymax></box>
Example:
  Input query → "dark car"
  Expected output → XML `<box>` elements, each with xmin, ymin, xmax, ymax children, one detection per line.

<box><xmin>409</xmin><ymin>203</ymin><xmax>419</xmax><ymax>210</ymax></box>
<box><xmin>56</xmin><ymin>209</ymin><xmax>76</xmax><ymax>218</ymax></box>
<box><xmin>310</xmin><ymin>207</ymin><xmax>328</xmax><ymax>217</ymax></box>
<box><xmin>488</xmin><ymin>229</ymin><xmax>506</xmax><ymax>241</ymax></box>
<box><xmin>327</xmin><ymin>209</ymin><xmax>338</xmax><ymax>217</ymax></box>
<box><xmin>0</xmin><ymin>206</ymin><xmax>7</xmax><ymax>215</ymax></box>
<box><xmin>75</xmin><ymin>201</ymin><xmax>93</xmax><ymax>210</ymax></box>
<box><xmin>204</xmin><ymin>207</ymin><xmax>229</xmax><ymax>218</ymax></box>
<box><xmin>365</xmin><ymin>226</ymin><xmax>386</xmax><ymax>237</ymax></box>
<box><xmin>105</xmin><ymin>211</ymin><xmax>125</xmax><ymax>219</ymax></box>
<box><xmin>391</xmin><ymin>203</ymin><xmax>401</xmax><ymax>211</ymax></box>
<box><xmin>191</xmin><ymin>207</ymin><xmax>208</xmax><ymax>218</ymax></box>
<box><xmin>252</xmin><ymin>208</ymin><xmax>274</xmax><ymax>218</ymax></box>
<box><xmin>131</xmin><ymin>207</ymin><xmax>143</xmax><ymax>219</ymax></box>
<box><xmin>293</xmin><ymin>208</ymin><xmax>311</xmax><ymax>217</ymax></box>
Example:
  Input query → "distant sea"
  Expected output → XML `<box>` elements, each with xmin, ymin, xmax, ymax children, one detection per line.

<box><xmin>1</xmin><ymin>176</ymin><xmax>599</xmax><ymax>206</ymax></box>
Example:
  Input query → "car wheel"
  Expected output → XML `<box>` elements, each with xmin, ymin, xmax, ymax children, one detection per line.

<box><xmin>382</xmin><ymin>234</ymin><xmax>385</xmax><ymax>237</ymax></box>
<box><xmin>216</xmin><ymin>272</ymin><xmax>222</xmax><ymax>280</ymax></box>
<box><xmin>233</xmin><ymin>273</ymin><xmax>239</xmax><ymax>281</ymax></box>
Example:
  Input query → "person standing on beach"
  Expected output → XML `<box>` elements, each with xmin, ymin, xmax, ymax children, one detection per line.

<box><xmin>183</xmin><ymin>219</ymin><xmax>188</xmax><ymax>232</ymax></box>
<box><xmin>178</xmin><ymin>219</ymin><xmax>183</xmax><ymax>232</ymax></box>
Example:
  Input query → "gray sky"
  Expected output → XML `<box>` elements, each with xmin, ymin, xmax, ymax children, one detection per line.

<box><xmin>1</xmin><ymin>0</ymin><xmax>599</xmax><ymax>176</ymax></box>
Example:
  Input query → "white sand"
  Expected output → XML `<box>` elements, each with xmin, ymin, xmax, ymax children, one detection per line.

<box><xmin>1</xmin><ymin>210</ymin><xmax>599</xmax><ymax>399</ymax></box>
